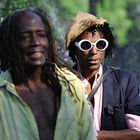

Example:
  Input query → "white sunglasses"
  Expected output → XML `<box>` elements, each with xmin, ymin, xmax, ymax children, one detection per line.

<box><xmin>75</xmin><ymin>39</ymin><xmax>108</xmax><ymax>51</ymax></box>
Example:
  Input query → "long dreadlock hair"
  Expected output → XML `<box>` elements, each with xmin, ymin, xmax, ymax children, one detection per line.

<box><xmin>0</xmin><ymin>7</ymin><xmax>72</xmax><ymax>97</ymax></box>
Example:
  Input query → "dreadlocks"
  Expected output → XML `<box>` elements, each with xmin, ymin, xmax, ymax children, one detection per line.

<box><xmin>0</xmin><ymin>7</ymin><xmax>65</xmax><ymax>95</ymax></box>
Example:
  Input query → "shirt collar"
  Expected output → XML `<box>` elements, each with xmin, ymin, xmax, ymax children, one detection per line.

<box><xmin>0</xmin><ymin>71</ymin><xmax>18</xmax><ymax>95</ymax></box>
<box><xmin>96</xmin><ymin>64</ymin><xmax>103</xmax><ymax>80</ymax></box>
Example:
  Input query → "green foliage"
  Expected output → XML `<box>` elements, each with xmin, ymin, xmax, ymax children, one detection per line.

<box><xmin>57</xmin><ymin>0</ymin><xmax>88</xmax><ymax>22</ymax></box>
<box><xmin>96</xmin><ymin>0</ymin><xmax>132</xmax><ymax>47</ymax></box>
<box><xmin>0</xmin><ymin>0</ymin><xmax>38</xmax><ymax>20</ymax></box>
<box><xmin>59</xmin><ymin>0</ymin><xmax>88</xmax><ymax>14</ymax></box>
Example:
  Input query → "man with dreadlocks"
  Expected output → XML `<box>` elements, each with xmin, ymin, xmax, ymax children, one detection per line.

<box><xmin>65</xmin><ymin>11</ymin><xmax>140</xmax><ymax>140</ymax></box>
<box><xmin>0</xmin><ymin>8</ymin><xmax>97</xmax><ymax>140</ymax></box>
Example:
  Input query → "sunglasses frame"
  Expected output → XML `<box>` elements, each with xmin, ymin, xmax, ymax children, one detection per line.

<box><xmin>75</xmin><ymin>38</ymin><xmax>108</xmax><ymax>52</ymax></box>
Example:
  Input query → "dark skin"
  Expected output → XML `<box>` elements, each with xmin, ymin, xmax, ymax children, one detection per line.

<box><xmin>76</xmin><ymin>30</ymin><xmax>140</xmax><ymax>140</ymax></box>
<box><xmin>17</xmin><ymin>11</ymin><xmax>49</xmax><ymax>92</ymax></box>
<box><xmin>76</xmin><ymin>30</ymin><xmax>105</xmax><ymax>94</ymax></box>
<box><xmin>15</xmin><ymin>11</ymin><xmax>56</xmax><ymax>140</ymax></box>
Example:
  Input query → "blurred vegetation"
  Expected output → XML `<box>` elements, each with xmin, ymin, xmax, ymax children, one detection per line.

<box><xmin>97</xmin><ymin>0</ymin><xmax>132</xmax><ymax>46</ymax></box>
<box><xmin>0</xmin><ymin>0</ymin><xmax>38</xmax><ymax>19</ymax></box>
<box><xmin>57</xmin><ymin>0</ymin><xmax>88</xmax><ymax>22</ymax></box>
<box><xmin>97</xmin><ymin>0</ymin><xmax>140</xmax><ymax>47</ymax></box>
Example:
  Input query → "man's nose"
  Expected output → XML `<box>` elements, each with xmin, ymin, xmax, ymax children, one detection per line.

<box><xmin>89</xmin><ymin>45</ymin><xmax>97</xmax><ymax>54</ymax></box>
<box><xmin>30</xmin><ymin>35</ymin><xmax>40</xmax><ymax>46</ymax></box>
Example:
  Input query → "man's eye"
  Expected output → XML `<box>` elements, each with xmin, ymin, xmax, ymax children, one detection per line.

<box><xmin>39</xmin><ymin>33</ymin><xmax>47</xmax><ymax>37</ymax></box>
<box><xmin>20</xmin><ymin>34</ymin><xmax>29</xmax><ymax>40</ymax></box>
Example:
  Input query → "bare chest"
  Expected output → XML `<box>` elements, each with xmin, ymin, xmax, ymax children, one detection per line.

<box><xmin>16</xmin><ymin>83</ymin><xmax>60</xmax><ymax>140</ymax></box>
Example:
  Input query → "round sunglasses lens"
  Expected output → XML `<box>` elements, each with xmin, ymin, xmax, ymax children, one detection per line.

<box><xmin>96</xmin><ymin>40</ymin><xmax>107</xmax><ymax>50</ymax></box>
<box><xmin>81</xmin><ymin>41</ymin><xmax>91</xmax><ymax>50</ymax></box>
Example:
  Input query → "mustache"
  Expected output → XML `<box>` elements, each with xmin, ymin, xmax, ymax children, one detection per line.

<box><xmin>23</xmin><ymin>47</ymin><xmax>47</xmax><ymax>54</ymax></box>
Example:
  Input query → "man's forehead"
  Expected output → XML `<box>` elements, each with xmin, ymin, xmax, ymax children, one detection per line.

<box><xmin>19</xmin><ymin>12</ymin><xmax>45</xmax><ymax>31</ymax></box>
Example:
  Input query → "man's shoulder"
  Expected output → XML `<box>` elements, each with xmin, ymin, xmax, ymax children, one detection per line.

<box><xmin>105</xmin><ymin>65</ymin><xmax>138</xmax><ymax>84</ymax></box>
<box><xmin>56</xmin><ymin>66</ymin><xmax>86</xmax><ymax>102</ymax></box>
<box><xmin>106</xmin><ymin>66</ymin><xmax>133</xmax><ymax>76</ymax></box>
<box><xmin>0</xmin><ymin>71</ymin><xmax>12</xmax><ymax>87</ymax></box>
<box><xmin>56</xmin><ymin>66</ymin><xmax>80</xmax><ymax>81</ymax></box>
<box><xmin>0</xmin><ymin>70</ymin><xmax>11</xmax><ymax>78</ymax></box>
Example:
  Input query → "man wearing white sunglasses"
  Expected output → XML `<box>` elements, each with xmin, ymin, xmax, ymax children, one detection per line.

<box><xmin>65</xmin><ymin>11</ymin><xmax>140</xmax><ymax>140</ymax></box>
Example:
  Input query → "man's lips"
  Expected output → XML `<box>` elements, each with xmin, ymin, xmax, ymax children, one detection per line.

<box><xmin>29</xmin><ymin>52</ymin><xmax>43</xmax><ymax>59</ymax></box>
<box><xmin>27</xmin><ymin>47</ymin><xmax>44</xmax><ymax>54</ymax></box>
<box><xmin>88</xmin><ymin>57</ymin><xmax>99</xmax><ymax>64</ymax></box>
<box><xmin>25</xmin><ymin>47</ymin><xmax>46</xmax><ymax>59</ymax></box>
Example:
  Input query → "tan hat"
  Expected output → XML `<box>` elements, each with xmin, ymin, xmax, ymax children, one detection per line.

<box><xmin>65</xmin><ymin>11</ymin><xmax>107</xmax><ymax>48</ymax></box>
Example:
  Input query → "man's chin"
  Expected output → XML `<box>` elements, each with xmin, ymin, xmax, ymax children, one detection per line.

<box><xmin>88</xmin><ymin>64</ymin><xmax>100</xmax><ymax>71</ymax></box>
<box><xmin>26</xmin><ymin>60</ymin><xmax>46</xmax><ymax>67</ymax></box>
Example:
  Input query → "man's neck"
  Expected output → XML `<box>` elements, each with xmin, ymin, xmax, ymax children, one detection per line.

<box><xmin>82</xmin><ymin>69</ymin><xmax>98</xmax><ymax>81</ymax></box>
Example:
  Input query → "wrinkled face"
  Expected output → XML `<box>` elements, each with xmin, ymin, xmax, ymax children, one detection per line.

<box><xmin>75</xmin><ymin>30</ymin><xmax>105</xmax><ymax>72</ymax></box>
<box><xmin>19</xmin><ymin>12</ymin><xmax>49</xmax><ymax>66</ymax></box>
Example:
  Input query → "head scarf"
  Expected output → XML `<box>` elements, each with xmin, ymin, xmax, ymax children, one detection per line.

<box><xmin>65</xmin><ymin>11</ymin><xmax>107</xmax><ymax>48</ymax></box>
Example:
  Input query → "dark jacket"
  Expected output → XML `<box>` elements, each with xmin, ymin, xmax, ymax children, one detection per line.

<box><xmin>100</xmin><ymin>65</ymin><xmax>140</xmax><ymax>130</ymax></box>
